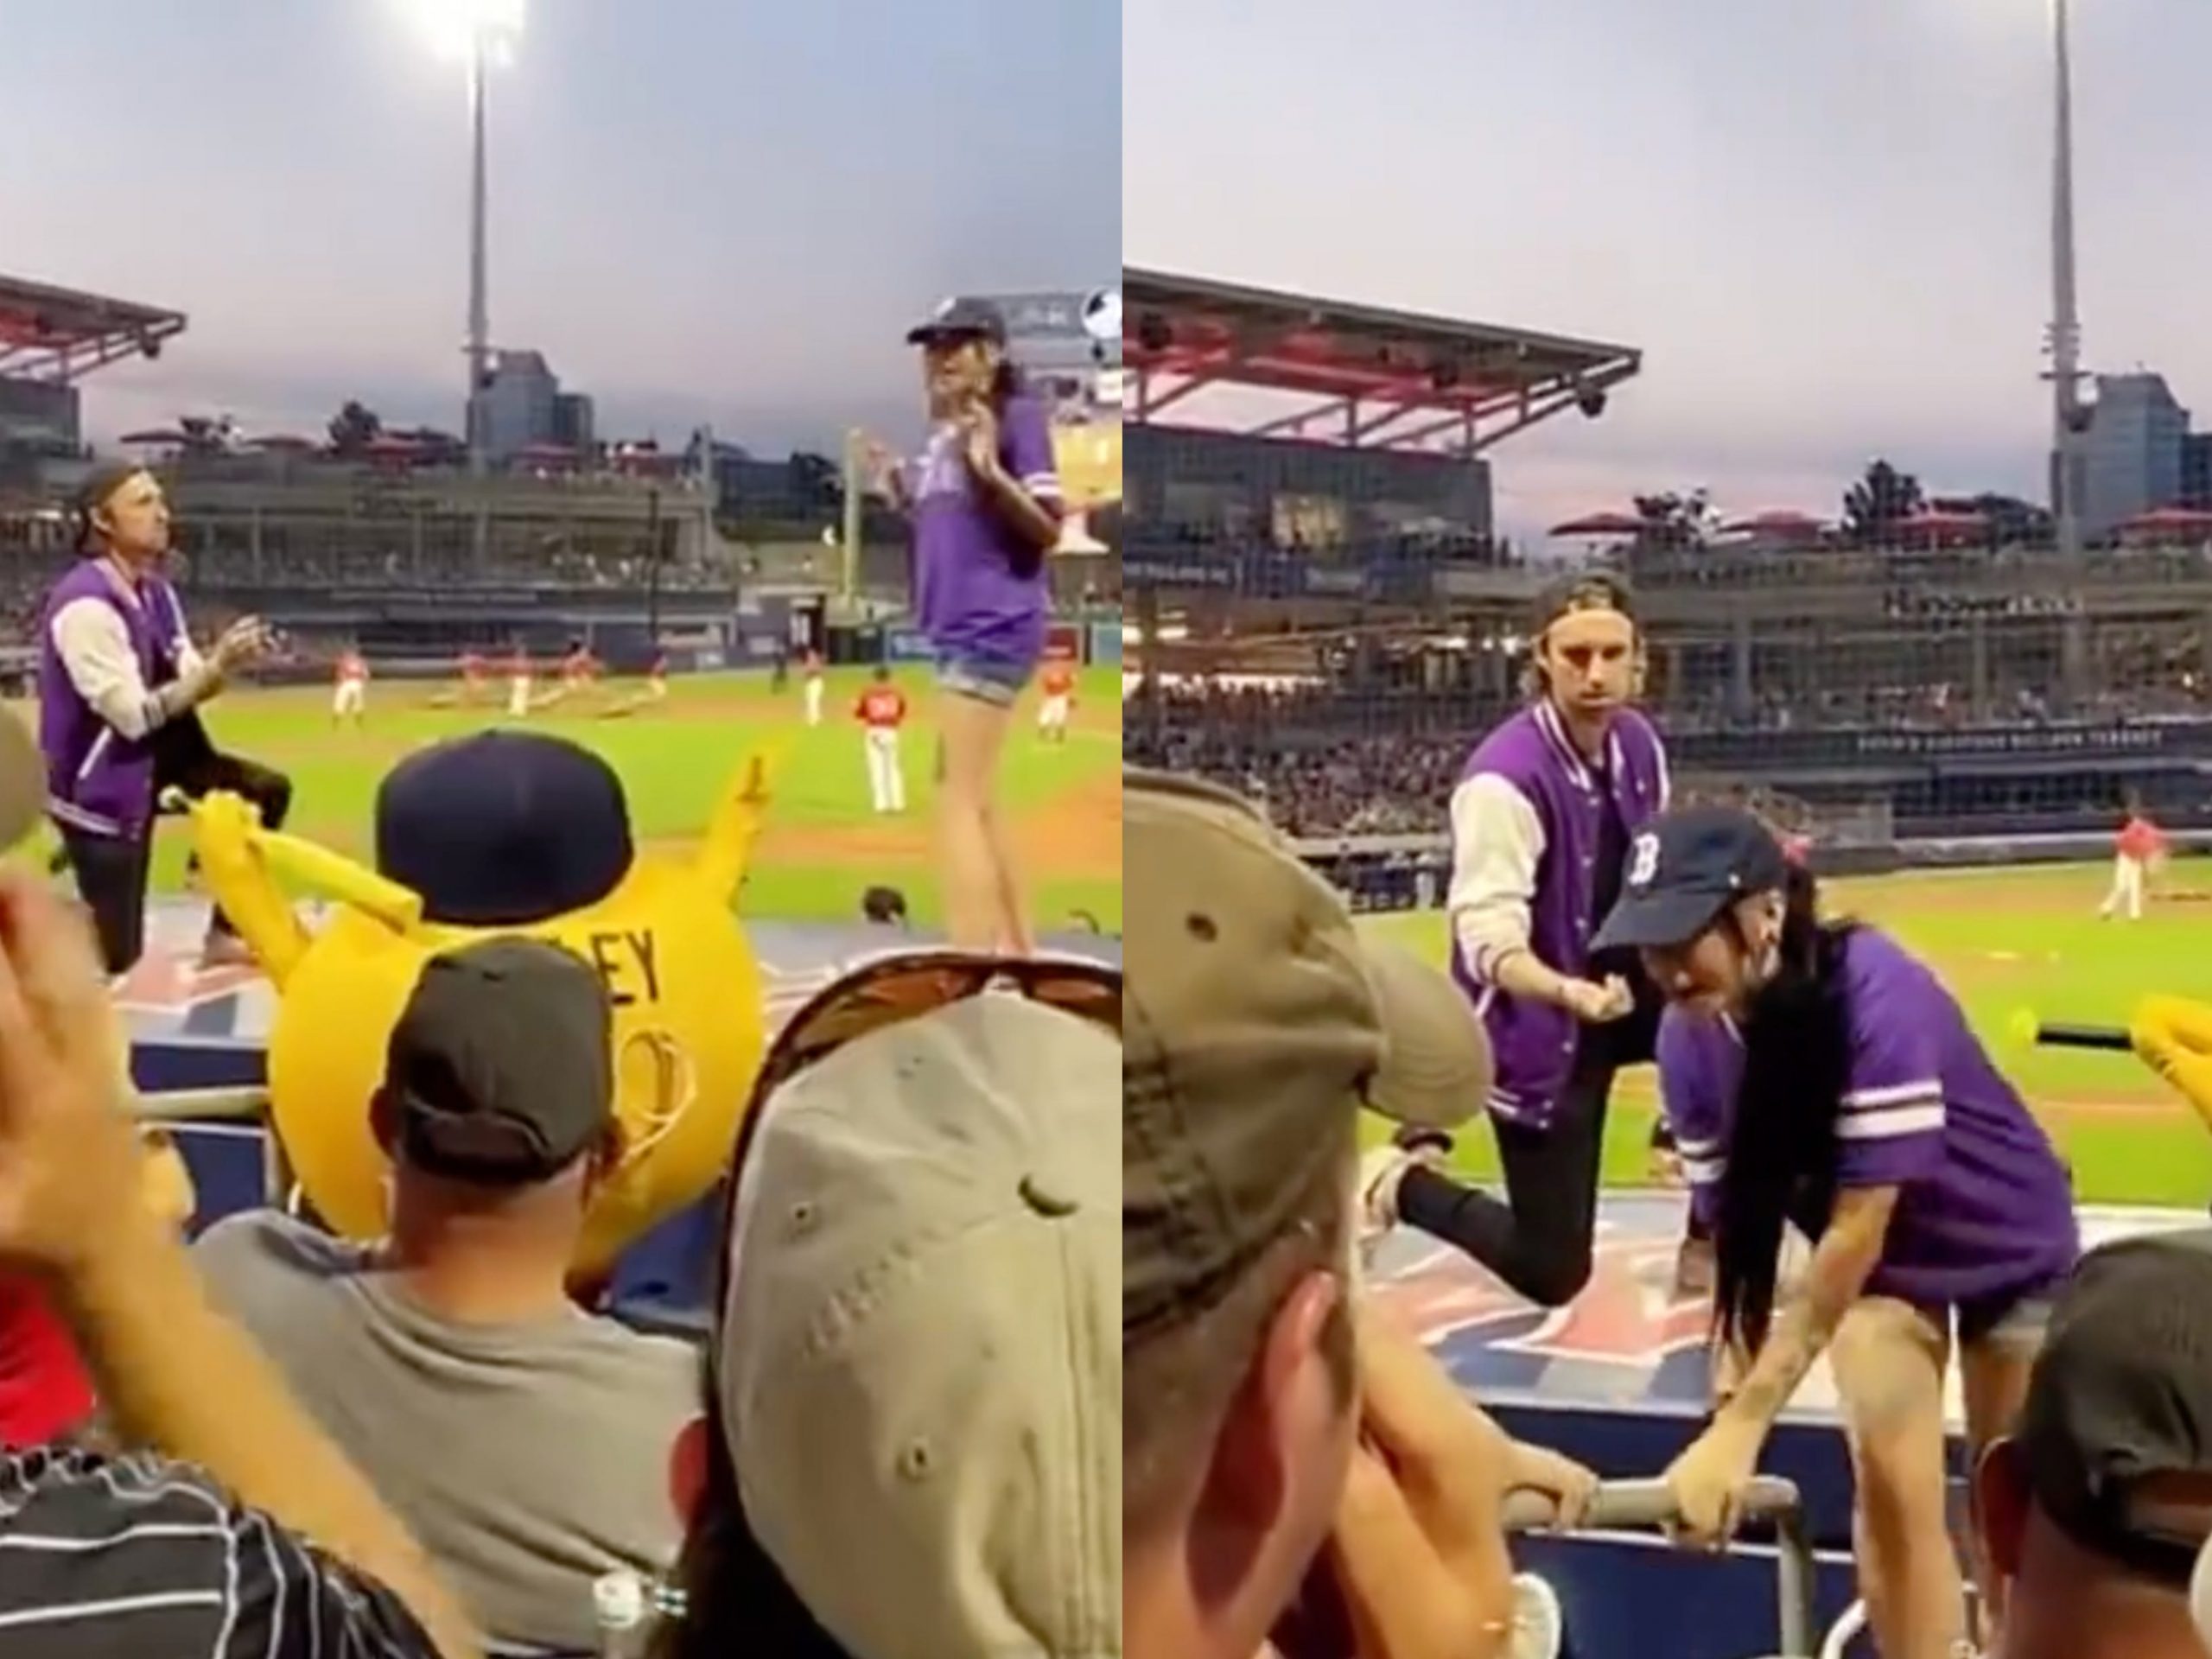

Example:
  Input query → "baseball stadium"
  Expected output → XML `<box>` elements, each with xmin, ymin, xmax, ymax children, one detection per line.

<box><xmin>1123</xmin><ymin>267</ymin><xmax>2212</xmax><ymax>1654</ymax></box>
<box><xmin>0</xmin><ymin>271</ymin><xmax>1122</xmax><ymax>937</ymax></box>
<box><xmin>0</xmin><ymin>262</ymin><xmax>1122</xmax><ymax>1437</ymax></box>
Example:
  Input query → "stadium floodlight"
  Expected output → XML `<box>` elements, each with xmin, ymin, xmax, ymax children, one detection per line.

<box><xmin>396</xmin><ymin>0</ymin><xmax>525</xmax><ymax>65</ymax></box>
<box><xmin>395</xmin><ymin>0</ymin><xmax>526</xmax><ymax>481</ymax></box>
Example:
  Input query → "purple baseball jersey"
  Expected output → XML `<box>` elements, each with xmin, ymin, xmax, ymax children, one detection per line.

<box><xmin>1450</xmin><ymin>701</ymin><xmax>1670</xmax><ymax>1132</ymax></box>
<box><xmin>37</xmin><ymin>558</ymin><xmax>190</xmax><ymax>841</ymax></box>
<box><xmin>911</xmin><ymin>393</ymin><xmax>1058</xmax><ymax>673</ymax></box>
<box><xmin>1657</xmin><ymin>926</ymin><xmax>2079</xmax><ymax>1309</ymax></box>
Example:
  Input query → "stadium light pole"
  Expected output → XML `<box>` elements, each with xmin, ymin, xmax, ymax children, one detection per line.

<box><xmin>467</xmin><ymin>33</ymin><xmax>492</xmax><ymax>477</ymax></box>
<box><xmin>2047</xmin><ymin>0</ymin><xmax>2086</xmax><ymax>561</ymax></box>
<box><xmin>400</xmin><ymin>0</ymin><xmax>525</xmax><ymax>478</ymax></box>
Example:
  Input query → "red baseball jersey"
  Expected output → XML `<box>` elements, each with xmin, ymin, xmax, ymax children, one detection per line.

<box><xmin>650</xmin><ymin>653</ymin><xmax>669</xmax><ymax>683</ymax></box>
<box><xmin>857</xmin><ymin>686</ymin><xmax>908</xmax><ymax>729</ymax></box>
<box><xmin>461</xmin><ymin>652</ymin><xmax>486</xmax><ymax>683</ymax></box>
<box><xmin>804</xmin><ymin>650</ymin><xmax>823</xmax><ymax>678</ymax></box>
<box><xmin>336</xmin><ymin>652</ymin><xmax>366</xmax><ymax>684</ymax></box>
<box><xmin>1040</xmin><ymin>663</ymin><xmax>1076</xmax><ymax>698</ymax></box>
<box><xmin>2119</xmin><ymin>816</ymin><xmax>2166</xmax><ymax>861</ymax></box>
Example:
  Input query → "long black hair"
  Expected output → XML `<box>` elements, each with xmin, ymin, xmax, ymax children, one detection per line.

<box><xmin>986</xmin><ymin>349</ymin><xmax>1025</xmax><ymax>410</ymax></box>
<box><xmin>1712</xmin><ymin>861</ymin><xmax>1860</xmax><ymax>1354</ymax></box>
<box><xmin>651</xmin><ymin>1383</ymin><xmax>848</xmax><ymax>1659</ymax></box>
<box><xmin>652</xmin><ymin>1096</ymin><xmax>854</xmax><ymax>1658</ymax></box>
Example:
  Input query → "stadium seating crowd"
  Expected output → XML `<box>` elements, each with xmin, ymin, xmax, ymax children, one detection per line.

<box><xmin>0</xmin><ymin>732</ymin><xmax>1120</xmax><ymax>1659</ymax></box>
<box><xmin>1117</xmin><ymin>766</ymin><xmax>2212</xmax><ymax>1659</ymax></box>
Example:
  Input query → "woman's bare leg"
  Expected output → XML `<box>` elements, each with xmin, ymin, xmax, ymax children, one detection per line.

<box><xmin>936</xmin><ymin>691</ymin><xmax>1021</xmax><ymax>951</ymax></box>
<box><xmin>1957</xmin><ymin>1314</ymin><xmax>2044</xmax><ymax>1649</ymax></box>
<box><xmin>1831</xmin><ymin>1296</ymin><xmax>1967</xmax><ymax>1659</ymax></box>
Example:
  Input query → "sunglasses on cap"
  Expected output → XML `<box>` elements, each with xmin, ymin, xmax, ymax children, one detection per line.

<box><xmin>749</xmin><ymin>951</ymin><xmax>1118</xmax><ymax>1111</ymax></box>
<box><xmin>716</xmin><ymin>950</ymin><xmax>1122</xmax><ymax>1247</ymax></box>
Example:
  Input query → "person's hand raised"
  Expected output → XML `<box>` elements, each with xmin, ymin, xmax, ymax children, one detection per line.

<box><xmin>0</xmin><ymin>869</ymin><xmax>146</xmax><ymax>1277</ymax></box>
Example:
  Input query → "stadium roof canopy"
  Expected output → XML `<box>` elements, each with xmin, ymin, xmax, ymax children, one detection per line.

<box><xmin>1123</xmin><ymin>268</ymin><xmax>1641</xmax><ymax>457</ymax></box>
<box><xmin>0</xmin><ymin>274</ymin><xmax>187</xmax><ymax>384</ymax></box>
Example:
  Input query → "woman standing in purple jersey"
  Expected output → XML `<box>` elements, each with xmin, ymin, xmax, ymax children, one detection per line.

<box><xmin>866</xmin><ymin>298</ymin><xmax>1063</xmax><ymax>954</ymax></box>
<box><xmin>1596</xmin><ymin>804</ymin><xmax>2078</xmax><ymax>1659</ymax></box>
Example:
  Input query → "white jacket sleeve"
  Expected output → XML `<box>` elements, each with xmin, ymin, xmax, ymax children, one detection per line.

<box><xmin>1447</xmin><ymin>773</ymin><xmax>1547</xmax><ymax>984</ymax></box>
<box><xmin>50</xmin><ymin>599</ymin><xmax>162</xmax><ymax>741</ymax></box>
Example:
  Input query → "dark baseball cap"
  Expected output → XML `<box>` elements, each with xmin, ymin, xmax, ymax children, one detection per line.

<box><xmin>1592</xmin><ymin>804</ymin><xmax>1791</xmax><ymax>954</ymax></box>
<box><xmin>906</xmin><ymin>296</ymin><xmax>1008</xmax><ymax>346</ymax></box>
<box><xmin>378</xmin><ymin>938</ymin><xmax>615</xmax><ymax>1185</ymax></box>
<box><xmin>74</xmin><ymin>459</ymin><xmax>156</xmax><ymax>554</ymax></box>
<box><xmin>1124</xmin><ymin>768</ymin><xmax>1493</xmax><ymax>1339</ymax></box>
<box><xmin>2017</xmin><ymin>1231</ymin><xmax>2212</xmax><ymax>1586</ymax></box>
<box><xmin>375</xmin><ymin>731</ymin><xmax>633</xmax><ymax>926</ymax></box>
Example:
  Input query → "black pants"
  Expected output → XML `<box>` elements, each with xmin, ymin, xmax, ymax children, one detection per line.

<box><xmin>62</xmin><ymin>717</ymin><xmax>293</xmax><ymax>976</ymax></box>
<box><xmin>1398</xmin><ymin>1052</ymin><xmax>1712</xmax><ymax>1306</ymax></box>
<box><xmin>1399</xmin><ymin>1046</ymin><xmax>1618</xmax><ymax>1307</ymax></box>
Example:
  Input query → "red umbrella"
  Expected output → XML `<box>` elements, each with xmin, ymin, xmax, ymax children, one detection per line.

<box><xmin>1727</xmin><ymin>509</ymin><xmax>1827</xmax><ymax>534</ymax></box>
<box><xmin>1547</xmin><ymin>510</ymin><xmax>1645</xmax><ymax>537</ymax></box>
<box><xmin>1888</xmin><ymin>510</ymin><xmax>1988</xmax><ymax>543</ymax></box>
<box><xmin>2119</xmin><ymin>507</ymin><xmax>2212</xmax><ymax>534</ymax></box>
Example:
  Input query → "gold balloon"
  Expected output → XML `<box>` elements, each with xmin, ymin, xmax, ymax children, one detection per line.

<box><xmin>184</xmin><ymin>754</ymin><xmax>775</xmax><ymax>1276</ymax></box>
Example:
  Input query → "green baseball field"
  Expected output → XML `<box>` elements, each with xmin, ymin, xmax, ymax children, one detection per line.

<box><xmin>1360</xmin><ymin>863</ymin><xmax>2212</xmax><ymax>1210</ymax></box>
<box><xmin>26</xmin><ymin>665</ymin><xmax>1122</xmax><ymax>934</ymax></box>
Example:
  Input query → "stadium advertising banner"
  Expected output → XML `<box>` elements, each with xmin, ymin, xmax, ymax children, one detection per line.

<box><xmin>1123</xmin><ymin>545</ymin><xmax>1439</xmax><ymax>605</ymax></box>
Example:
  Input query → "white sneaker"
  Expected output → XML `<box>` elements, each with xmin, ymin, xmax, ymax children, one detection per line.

<box><xmin>1356</xmin><ymin>1145</ymin><xmax>1409</xmax><ymax>1265</ymax></box>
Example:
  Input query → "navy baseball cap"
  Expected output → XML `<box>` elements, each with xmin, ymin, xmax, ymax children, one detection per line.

<box><xmin>1592</xmin><ymin>804</ymin><xmax>1790</xmax><ymax>954</ymax></box>
<box><xmin>374</xmin><ymin>731</ymin><xmax>633</xmax><ymax>926</ymax></box>
<box><xmin>906</xmin><ymin>296</ymin><xmax>1008</xmax><ymax>347</ymax></box>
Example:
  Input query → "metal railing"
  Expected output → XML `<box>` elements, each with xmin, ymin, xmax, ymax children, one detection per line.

<box><xmin>1502</xmin><ymin>1476</ymin><xmax>1815</xmax><ymax>1657</ymax></box>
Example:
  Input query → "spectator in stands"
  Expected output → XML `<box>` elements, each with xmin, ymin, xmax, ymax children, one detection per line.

<box><xmin>1601</xmin><ymin>807</ymin><xmax>2076</xmax><ymax>1659</ymax></box>
<box><xmin>658</xmin><ymin>950</ymin><xmax>1121</xmax><ymax>1658</ymax></box>
<box><xmin>1362</xmin><ymin>571</ymin><xmax>1673</xmax><ymax>1310</ymax></box>
<box><xmin>194</xmin><ymin>938</ymin><xmax>697</xmax><ymax>1654</ymax></box>
<box><xmin>866</xmin><ymin>298</ymin><xmax>1064</xmax><ymax>954</ymax></box>
<box><xmin>1123</xmin><ymin>769</ymin><xmax>1591</xmax><ymax>1659</ymax></box>
<box><xmin>37</xmin><ymin>461</ymin><xmax>289</xmax><ymax>973</ymax></box>
<box><xmin>1976</xmin><ymin>1233</ymin><xmax>2212</xmax><ymax>1659</ymax></box>
<box><xmin>0</xmin><ymin>866</ymin><xmax>473</xmax><ymax>1657</ymax></box>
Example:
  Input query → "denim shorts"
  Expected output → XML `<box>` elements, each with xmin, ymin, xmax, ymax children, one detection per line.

<box><xmin>1955</xmin><ymin>1279</ymin><xmax>2060</xmax><ymax>1353</ymax></box>
<box><xmin>934</xmin><ymin>652</ymin><xmax>1032</xmax><ymax>708</ymax></box>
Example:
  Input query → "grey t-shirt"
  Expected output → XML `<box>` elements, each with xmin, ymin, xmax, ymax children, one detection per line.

<box><xmin>194</xmin><ymin>1210</ymin><xmax>700</xmax><ymax>1653</ymax></box>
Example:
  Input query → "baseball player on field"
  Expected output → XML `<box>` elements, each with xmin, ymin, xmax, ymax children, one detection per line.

<box><xmin>506</xmin><ymin>645</ymin><xmax>533</xmax><ymax>720</ymax></box>
<box><xmin>2100</xmin><ymin>797</ymin><xmax>2165</xmax><ymax>922</ymax></box>
<box><xmin>1036</xmin><ymin>654</ymin><xmax>1076</xmax><ymax>744</ymax></box>
<box><xmin>802</xmin><ymin>647</ymin><xmax>826</xmax><ymax>728</ymax></box>
<box><xmin>332</xmin><ymin>645</ymin><xmax>368</xmax><ymax>728</ymax></box>
<box><xmin>855</xmin><ymin>665</ymin><xmax>908</xmax><ymax>815</ymax></box>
